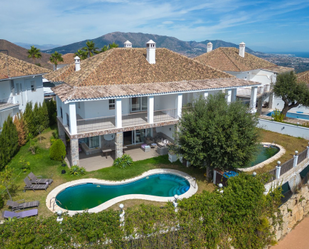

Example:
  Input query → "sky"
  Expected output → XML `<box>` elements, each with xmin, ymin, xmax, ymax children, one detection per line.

<box><xmin>1</xmin><ymin>0</ymin><xmax>309</xmax><ymax>52</ymax></box>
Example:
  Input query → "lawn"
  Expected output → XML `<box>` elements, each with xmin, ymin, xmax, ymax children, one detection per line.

<box><xmin>0</xmin><ymin>127</ymin><xmax>307</xmax><ymax>219</ymax></box>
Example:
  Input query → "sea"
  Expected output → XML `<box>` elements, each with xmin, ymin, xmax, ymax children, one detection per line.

<box><xmin>266</xmin><ymin>52</ymin><xmax>309</xmax><ymax>59</ymax></box>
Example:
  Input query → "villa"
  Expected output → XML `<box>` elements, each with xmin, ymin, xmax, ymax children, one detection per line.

<box><xmin>0</xmin><ymin>53</ymin><xmax>50</xmax><ymax>130</ymax></box>
<box><xmin>45</xmin><ymin>40</ymin><xmax>261</xmax><ymax>167</ymax></box>
<box><xmin>195</xmin><ymin>42</ymin><xmax>293</xmax><ymax>113</ymax></box>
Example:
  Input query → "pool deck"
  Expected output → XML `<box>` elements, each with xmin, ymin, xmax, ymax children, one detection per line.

<box><xmin>46</xmin><ymin>169</ymin><xmax>198</xmax><ymax>216</ymax></box>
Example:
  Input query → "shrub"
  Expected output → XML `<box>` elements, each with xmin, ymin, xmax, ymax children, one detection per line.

<box><xmin>271</xmin><ymin>109</ymin><xmax>284</xmax><ymax>122</ymax></box>
<box><xmin>50</xmin><ymin>139</ymin><xmax>66</xmax><ymax>161</ymax></box>
<box><xmin>28</xmin><ymin>139</ymin><xmax>38</xmax><ymax>155</ymax></box>
<box><xmin>113</xmin><ymin>154</ymin><xmax>133</xmax><ymax>169</ymax></box>
<box><xmin>69</xmin><ymin>165</ymin><xmax>86</xmax><ymax>176</ymax></box>
<box><xmin>0</xmin><ymin>195</ymin><xmax>4</xmax><ymax>209</ymax></box>
<box><xmin>50</xmin><ymin>131</ymin><xmax>59</xmax><ymax>145</ymax></box>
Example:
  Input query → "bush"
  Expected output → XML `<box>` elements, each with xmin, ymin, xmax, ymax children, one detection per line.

<box><xmin>50</xmin><ymin>131</ymin><xmax>59</xmax><ymax>145</ymax></box>
<box><xmin>50</xmin><ymin>139</ymin><xmax>66</xmax><ymax>161</ymax></box>
<box><xmin>113</xmin><ymin>154</ymin><xmax>133</xmax><ymax>169</ymax></box>
<box><xmin>0</xmin><ymin>195</ymin><xmax>4</xmax><ymax>209</ymax></box>
<box><xmin>271</xmin><ymin>109</ymin><xmax>284</xmax><ymax>122</ymax></box>
<box><xmin>69</xmin><ymin>165</ymin><xmax>86</xmax><ymax>176</ymax></box>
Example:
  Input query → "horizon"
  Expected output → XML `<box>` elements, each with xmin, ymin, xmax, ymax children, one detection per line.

<box><xmin>1</xmin><ymin>0</ymin><xmax>309</xmax><ymax>53</ymax></box>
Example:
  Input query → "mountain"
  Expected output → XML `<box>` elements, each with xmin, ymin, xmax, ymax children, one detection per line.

<box><xmin>43</xmin><ymin>32</ymin><xmax>255</xmax><ymax>57</ymax></box>
<box><xmin>0</xmin><ymin>39</ymin><xmax>53</xmax><ymax>70</ymax></box>
<box><xmin>15</xmin><ymin>42</ymin><xmax>61</xmax><ymax>50</ymax></box>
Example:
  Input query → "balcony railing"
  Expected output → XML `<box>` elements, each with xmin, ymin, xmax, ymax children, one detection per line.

<box><xmin>0</xmin><ymin>97</ymin><xmax>13</xmax><ymax>104</ymax></box>
<box><xmin>76</xmin><ymin>108</ymin><xmax>178</xmax><ymax>133</ymax></box>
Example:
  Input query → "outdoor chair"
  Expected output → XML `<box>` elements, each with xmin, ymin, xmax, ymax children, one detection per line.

<box><xmin>6</xmin><ymin>200</ymin><xmax>40</xmax><ymax>211</ymax></box>
<box><xmin>28</xmin><ymin>172</ymin><xmax>53</xmax><ymax>185</ymax></box>
<box><xmin>24</xmin><ymin>177</ymin><xmax>48</xmax><ymax>191</ymax></box>
<box><xmin>3</xmin><ymin>209</ymin><xmax>38</xmax><ymax>219</ymax></box>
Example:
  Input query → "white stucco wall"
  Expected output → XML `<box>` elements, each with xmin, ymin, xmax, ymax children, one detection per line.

<box><xmin>155</xmin><ymin>94</ymin><xmax>177</xmax><ymax>111</ymax></box>
<box><xmin>0</xmin><ymin>80</ymin><xmax>12</xmax><ymax>101</ymax></box>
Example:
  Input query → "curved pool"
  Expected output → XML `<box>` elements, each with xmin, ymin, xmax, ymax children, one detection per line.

<box><xmin>46</xmin><ymin>169</ymin><xmax>198</xmax><ymax>215</ymax></box>
<box><xmin>56</xmin><ymin>174</ymin><xmax>189</xmax><ymax>211</ymax></box>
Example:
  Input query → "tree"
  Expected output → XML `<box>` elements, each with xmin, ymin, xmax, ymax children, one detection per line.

<box><xmin>82</xmin><ymin>40</ymin><xmax>99</xmax><ymax>58</ymax></box>
<box><xmin>46</xmin><ymin>99</ymin><xmax>57</xmax><ymax>126</ymax></box>
<box><xmin>100</xmin><ymin>45</ymin><xmax>109</xmax><ymax>53</ymax></box>
<box><xmin>0</xmin><ymin>116</ymin><xmax>19</xmax><ymax>170</ymax></box>
<box><xmin>273</xmin><ymin>71</ymin><xmax>309</xmax><ymax>118</ymax></box>
<box><xmin>109</xmin><ymin>42</ymin><xmax>119</xmax><ymax>49</ymax></box>
<box><xmin>49</xmin><ymin>51</ymin><xmax>63</xmax><ymax>70</ymax></box>
<box><xmin>24</xmin><ymin>102</ymin><xmax>34</xmax><ymax>138</ymax></box>
<box><xmin>75</xmin><ymin>49</ymin><xmax>88</xmax><ymax>60</ymax></box>
<box><xmin>50</xmin><ymin>139</ymin><xmax>66</xmax><ymax>161</ymax></box>
<box><xmin>14</xmin><ymin>112</ymin><xmax>27</xmax><ymax>147</ymax></box>
<box><xmin>27</xmin><ymin>46</ymin><xmax>42</xmax><ymax>64</ymax></box>
<box><xmin>177</xmin><ymin>93</ymin><xmax>260</xmax><ymax>171</ymax></box>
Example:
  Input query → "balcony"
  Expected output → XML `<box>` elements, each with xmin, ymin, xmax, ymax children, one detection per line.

<box><xmin>76</xmin><ymin>108</ymin><xmax>178</xmax><ymax>134</ymax></box>
<box><xmin>0</xmin><ymin>97</ymin><xmax>19</xmax><ymax>112</ymax></box>
<box><xmin>237</xmin><ymin>84</ymin><xmax>273</xmax><ymax>98</ymax></box>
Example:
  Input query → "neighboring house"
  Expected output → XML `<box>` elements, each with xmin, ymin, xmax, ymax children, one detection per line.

<box><xmin>0</xmin><ymin>53</ymin><xmax>50</xmax><ymax>130</ymax></box>
<box><xmin>45</xmin><ymin>40</ymin><xmax>261</xmax><ymax>166</ymax></box>
<box><xmin>195</xmin><ymin>42</ymin><xmax>293</xmax><ymax>112</ymax></box>
<box><xmin>48</xmin><ymin>53</ymin><xmax>75</xmax><ymax>71</ymax></box>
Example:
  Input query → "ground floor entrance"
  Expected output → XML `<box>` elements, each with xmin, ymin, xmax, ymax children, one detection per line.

<box><xmin>123</xmin><ymin>129</ymin><xmax>152</xmax><ymax>146</ymax></box>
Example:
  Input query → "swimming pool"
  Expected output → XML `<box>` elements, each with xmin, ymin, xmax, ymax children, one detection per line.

<box><xmin>46</xmin><ymin>169</ymin><xmax>198</xmax><ymax>214</ymax></box>
<box><xmin>267</xmin><ymin>111</ymin><xmax>309</xmax><ymax>120</ymax></box>
<box><xmin>249</xmin><ymin>144</ymin><xmax>280</xmax><ymax>166</ymax></box>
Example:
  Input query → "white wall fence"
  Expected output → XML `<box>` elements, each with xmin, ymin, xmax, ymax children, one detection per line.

<box><xmin>258</xmin><ymin>118</ymin><xmax>309</xmax><ymax>140</ymax></box>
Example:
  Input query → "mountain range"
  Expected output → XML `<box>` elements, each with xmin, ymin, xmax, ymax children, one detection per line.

<box><xmin>43</xmin><ymin>32</ymin><xmax>255</xmax><ymax>57</ymax></box>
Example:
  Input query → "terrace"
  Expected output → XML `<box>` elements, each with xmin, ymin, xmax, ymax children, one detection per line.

<box><xmin>0</xmin><ymin>97</ymin><xmax>19</xmax><ymax>111</ymax></box>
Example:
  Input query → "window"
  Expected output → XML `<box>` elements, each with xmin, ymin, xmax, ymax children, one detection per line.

<box><xmin>109</xmin><ymin>99</ymin><xmax>115</xmax><ymax>110</ymax></box>
<box><xmin>88</xmin><ymin>136</ymin><xmax>100</xmax><ymax>149</ymax></box>
<box><xmin>60</xmin><ymin>107</ymin><xmax>63</xmax><ymax>119</ymax></box>
<box><xmin>31</xmin><ymin>81</ymin><xmax>36</xmax><ymax>92</ymax></box>
<box><xmin>10</xmin><ymin>80</ymin><xmax>15</xmax><ymax>95</ymax></box>
<box><xmin>16</xmin><ymin>83</ymin><xmax>20</xmax><ymax>95</ymax></box>
<box><xmin>66</xmin><ymin>113</ymin><xmax>69</xmax><ymax>128</ymax></box>
<box><xmin>131</xmin><ymin>97</ymin><xmax>147</xmax><ymax>112</ymax></box>
<box><xmin>78</xmin><ymin>102</ymin><xmax>81</xmax><ymax>109</ymax></box>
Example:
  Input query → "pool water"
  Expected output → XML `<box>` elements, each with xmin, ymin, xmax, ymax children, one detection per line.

<box><xmin>267</xmin><ymin>111</ymin><xmax>309</xmax><ymax>120</ymax></box>
<box><xmin>249</xmin><ymin>145</ymin><xmax>279</xmax><ymax>167</ymax></box>
<box><xmin>56</xmin><ymin>174</ymin><xmax>190</xmax><ymax>211</ymax></box>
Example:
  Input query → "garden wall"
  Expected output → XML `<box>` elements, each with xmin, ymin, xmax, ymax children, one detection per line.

<box><xmin>274</xmin><ymin>185</ymin><xmax>309</xmax><ymax>242</ymax></box>
<box><xmin>257</xmin><ymin>118</ymin><xmax>309</xmax><ymax>140</ymax></box>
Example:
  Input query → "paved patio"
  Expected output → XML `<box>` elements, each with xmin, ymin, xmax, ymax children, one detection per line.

<box><xmin>79</xmin><ymin>146</ymin><xmax>161</xmax><ymax>171</ymax></box>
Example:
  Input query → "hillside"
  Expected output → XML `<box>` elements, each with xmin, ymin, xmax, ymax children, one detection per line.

<box><xmin>44</xmin><ymin>32</ymin><xmax>254</xmax><ymax>57</ymax></box>
<box><xmin>0</xmin><ymin>40</ymin><xmax>53</xmax><ymax>70</ymax></box>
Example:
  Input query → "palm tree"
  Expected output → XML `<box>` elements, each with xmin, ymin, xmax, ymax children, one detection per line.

<box><xmin>27</xmin><ymin>46</ymin><xmax>42</xmax><ymax>64</ymax></box>
<box><xmin>100</xmin><ymin>45</ymin><xmax>109</xmax><ymax>53</ymax></box>
<box><xmin>109</xmin><ymin>42</ymin><xmax>119</xmax><ymax>49</ymax></box>
<box><xmin>49</xmin><ymin>52</ymin><xmax>64</xmax><ymax>71</ymax></box>
<box><xmin>82</xmin><ymin>41</ymin><xmax>99</xmax><ymax>58</ymax></box>
<box><xmin>75</xmin><ymin>49</ymin><xmax>88</xmax><ymax>60</ymax></box>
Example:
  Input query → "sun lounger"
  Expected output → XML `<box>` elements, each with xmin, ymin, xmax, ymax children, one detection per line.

<box><xmin>24</xmin><ymin>177</ymin><xmax>48</xmax><ymax>191</ymax></box>
<box><xmin>3</xmin><ymin>209</ymin><xmax>38</xmax><ymax>219</ymax></box>
<box><xmin>28</xmin><ymin>172</ymin><xmax>53</xmax><ymax>185</ymax></box>
<box><xmin>6</xmin><ymin>200</ymin><xmax>40</xmax><ymax>211</ymax></box>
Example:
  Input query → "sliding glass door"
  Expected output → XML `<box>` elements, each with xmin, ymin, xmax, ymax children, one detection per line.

<box><xmin>131</xmin><ymin>97</ymin><xmax>147</xmax><ymax>112</ymax></box>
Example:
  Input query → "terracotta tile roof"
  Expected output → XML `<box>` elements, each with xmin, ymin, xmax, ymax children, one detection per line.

<box><xmin>53</xmin><ymin>78</ymin><xmax>260</xmax><ymax>102</ymax></box>
<box><xmin>297</xmin><ymin>70</ymin><xmax>309</xmax><ymax>84</ymax></box>
<box><xmin>195</xmin><ymin>47</ymin><xmax>293</xmax><ymax>73</ymax></box>
<box><xmin>45</xmin><ymin>48</ymin><xmax>233</xmax><ymax>87</ymax></box>
<box><xmin>48</xmin><ymin>53</ymin><xmax>75</xmax><ymax>65</ymax></box>
<box><xmin>0</xmin><ymin>52</ymin><xmax>50</xmax><ymax>80</ymax></box>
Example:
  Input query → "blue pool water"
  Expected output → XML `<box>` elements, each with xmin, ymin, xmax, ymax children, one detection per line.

<box><xmin>56</xmin><ymin>174</ymin><xmax>190</xmax><ymax>211</ymax></box>
<box><xmin>267</xmin><ymin>111</ymin><xmax>309</xmax><ymax>120</ymax></box>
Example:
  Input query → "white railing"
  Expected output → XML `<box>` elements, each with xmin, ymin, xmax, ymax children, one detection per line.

<box><xmin>0</xmin><ymin>97</ymin><xmax>14</xmax><ymax>104</ymax></box>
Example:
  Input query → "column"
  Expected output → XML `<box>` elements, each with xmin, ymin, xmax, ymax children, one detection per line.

<box><xmin>69</xmin><ymin>103</ymin><xmax>77</xmax><ymax>134</ymax></box>
<box><xmin>203</xmin><ymin>91</ymin><xmax>209</xmax><ymax>100</ymax></box>
<box><xmin>115</xmin><ymin>132</ymin><xmax>123</xmax><ymax>159</ymax></box>
<box><xmin>231</xmin><ymin>89</ymin><xmax>237</xmax><ymax>102</ymax></box>
<box><xmin>147</xmin><ymin>96</ymin><xmax>154</xmax><ymax>124</ymax></box>
<box><xmin>177</xmin><ymin>94</ymin><xmax>183</xmax><ymax>119</ymax></box>
<box><xmin>213</xmin><ymin>170</ymin><xmax>217</xmax><ymax>184</ymax></box>
<box><xmin>250</xmin><ymin>86</ymin><xmax>258</xmax><ymax>113</ymax></box>
<box><xmin>293</xmin><ymin>151</ymin><xmax>298</xmax><ymax>167</ymax></box>
<box><xmin>70</xmin><ymin>138</ymin><xmax>79</xmax><ymax>166</ymax></box>
<box><xmin>276</xmin><ymin>161</ymin><xmax>281</xmax><ymax>179</ymax></box>
<box><xmin>269</xmin><ymin>92</ymin><xmax>275</xmax><ymax>109</ymax></box>
<box><xmin>115</xmin><ymin>99</ymin><xmax>122</xmax><ymax>128</ymax></box>
<box><xmin>225</xmin><ymin>89</ymin><xmax>232</xmax><ymax>104</ymax></box>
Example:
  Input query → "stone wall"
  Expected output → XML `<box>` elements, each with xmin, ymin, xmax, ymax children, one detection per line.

<box><xmin>274</xmin><ymin>184</ymin><xmax>309</xmax><ymax>241</ymax></box>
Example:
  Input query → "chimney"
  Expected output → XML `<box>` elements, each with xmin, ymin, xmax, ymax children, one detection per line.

<box><xmin>74</xmin><ymin>56</ymin><xmax>80</xmax><ymax>71</ymax></box>
<box><xmin>124</xmin><ymin>40</ymin><xmax>132</xmax><ymax>48</ymax></box>
<box><xmin>239</xmin><ymin>42</ymin><xmax>245</xmax><ymax>57</ymax></box>
<box><xmin>146</xmin><ymin>40</ymin><xmax>156</xmax><ymax>64</ymax></box>
<box><xmin>207</xmin><ymin>42</ymin><xmax>213</xmax><ymax>53</ymax></box>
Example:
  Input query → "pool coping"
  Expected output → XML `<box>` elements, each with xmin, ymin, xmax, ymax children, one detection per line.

<box><xmin>237</xmin><ymin>142</ymin><xmax>286</xmax><ymax>172</ymax></box>
<box><xmin>46</xmin><ymin>169</ymin><xmax>198</xmax><ymax>216</ymax></box>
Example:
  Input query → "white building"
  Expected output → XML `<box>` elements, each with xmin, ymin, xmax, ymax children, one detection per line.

<box><xmin>195</xmin><ymin>43</ymin><xmax>293</xmax><ymax>113</ymax></box>
<box><xmin>45</xmin><ymin>40</ymin><xmax>261</xmax><ymax>167</ymax></box>
<box><xmin>0</xmin><ymin>53</ymin><xmax>50</xmax><ymax>130</ymax></box>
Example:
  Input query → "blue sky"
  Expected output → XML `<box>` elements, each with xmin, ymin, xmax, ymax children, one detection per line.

<box><xmin>1</xmin><ymin>0</ymin><xmax>309</xmax><ymax>52</ymax></box>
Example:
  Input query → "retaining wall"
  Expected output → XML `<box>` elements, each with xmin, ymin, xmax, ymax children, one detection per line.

<box><xmin>257</xmin><ymin>118</ymin><xmax>309</xmax><ymax>140</ymax></box>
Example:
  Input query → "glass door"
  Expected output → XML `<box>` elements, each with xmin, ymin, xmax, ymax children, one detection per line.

<box><xmin>131</xmin><ymin>97</ymin><xmax>148</xmax><ymax>112</ymax></box>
